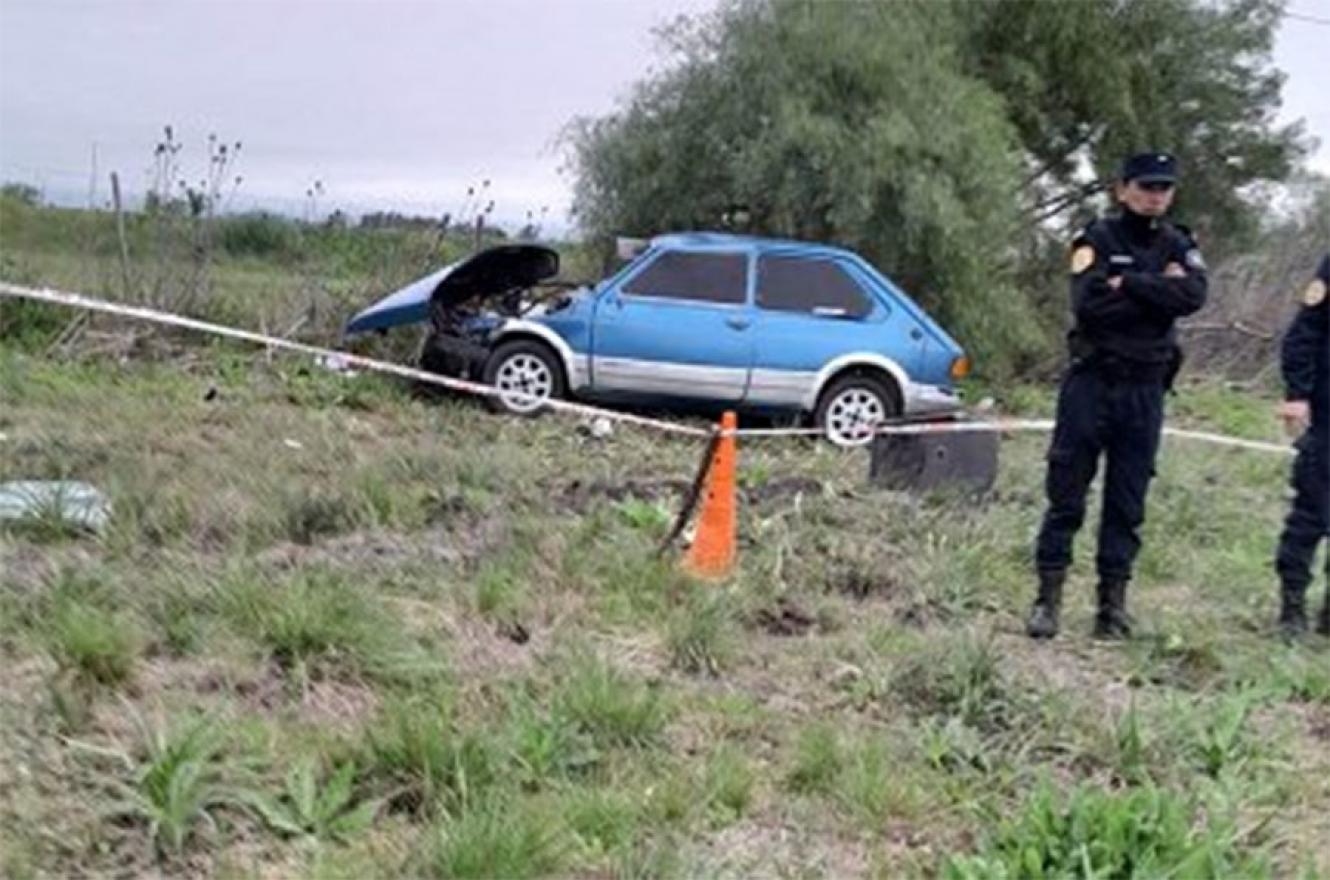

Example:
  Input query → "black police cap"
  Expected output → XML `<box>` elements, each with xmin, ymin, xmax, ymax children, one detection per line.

<box><xmin>1120</xmin><ymin>152</ymin><xmax>1177</xmax><ymax>184</ymax></box>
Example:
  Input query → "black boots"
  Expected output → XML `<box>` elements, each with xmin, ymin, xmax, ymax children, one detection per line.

<box><xmin>1093</xmin><ymin>579</ymin><xmax>1132</xmax><ymax>640</ymax></box>
<box><xmin>1278</xmin><ymin>581</ymin><xmax>1309</xmax><ymax>640</ymax></box>
<box><xmin>1026</xmin><ymin>572</ymin><xmax>1131</xmax><ymax>640</ymax></box>
<box><xmin>1278</xmin><ymin>579</ymin><xmax>1330</xmax><ymax>640</ymax></box>
<box><xmin>1026</xmin><ymin>570</ymin><xmax>1065</xmax><ymax>639</ymax></box>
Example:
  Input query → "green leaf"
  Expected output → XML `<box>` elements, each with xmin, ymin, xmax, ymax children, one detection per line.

<box><xmin>327</xmin><ymin>798</ymin><xmax>381</xmax><ymax>841</ymax></box>
<box><xmin>317</xmin><ymin>761</ymin><xmax>358</xmax><ymax>820</ymax></box>
<box><xmin>289</xmin><ymin>758</ymin><xmax>319</xmax><ymax>823</ymax></box>
<box><xmin>244</xmin><ymin>792</ymin><xmax>307</xmax><ymax>838</ymax></box>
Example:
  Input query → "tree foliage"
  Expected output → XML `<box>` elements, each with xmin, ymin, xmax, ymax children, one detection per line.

<box><xmin>566</xmin><ymin>0</ymin><xmax>1304</xmax><ymax>376</ymax></box>
<box><xmin>974</xmin><ymin>0</ymin><xmax>1303</xmax><ymax>251</ymax></box>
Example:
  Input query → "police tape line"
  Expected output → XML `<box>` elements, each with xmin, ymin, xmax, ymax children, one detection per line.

<box><xmin>0</xmin><ymin>282</ymin><xmax>711</xmax><ymax>438</ymax></box>
<box><xmin>728</xmin><ymin>420</ymin><xmax>1296</xmax><ymax>456</ymax></box>
<box><xmin>0</xmin><ymin>282</ymin><xmax>1298</xmax><ymax>457</ymax></box>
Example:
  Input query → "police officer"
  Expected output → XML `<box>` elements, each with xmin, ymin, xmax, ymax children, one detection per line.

<box><xmin>1274</xmin><ymin>253</ymin><xmax>1329</xmax><ymax>638</ymax></box>
<box><xmin>1026</xmin><ymin>152</ymin><xmax>1208</xmax><ymax>640</ymax></box>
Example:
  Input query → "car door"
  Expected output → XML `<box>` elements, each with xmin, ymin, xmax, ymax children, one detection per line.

<box><xmin>589</xmin><ymin>249</ymin><xmax>753</xmax><ymax>402</ymax></box>
<box><xmin>747</xmin><ymin>253</ymin><xmax>922</xmax><ymax>406</ymax></box>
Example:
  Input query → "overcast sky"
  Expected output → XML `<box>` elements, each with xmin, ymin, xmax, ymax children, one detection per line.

<box><xmin>2</xmin><ymin>0</ymin><xmax>1328</xmax><ymax>229</ymax></box>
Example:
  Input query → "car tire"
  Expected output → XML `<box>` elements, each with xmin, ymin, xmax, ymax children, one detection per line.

<box><xmin>482</xmin><ymin>339</ymin><xmax>565</xmax><ymax>416</ymax></box>
<box><xmin>814</xmin><ymin>373</ymin><xmax>900</xmax><ymax>447</ymax></box>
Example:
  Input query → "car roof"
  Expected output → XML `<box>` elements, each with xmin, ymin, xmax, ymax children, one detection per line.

<box><xmin>649</xmin><ymin>231</ymin><xmax>859</xmax><ymax>260</ymax></box>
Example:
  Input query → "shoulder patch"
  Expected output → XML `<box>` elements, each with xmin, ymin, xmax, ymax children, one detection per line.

<box><xmin>1304</xmin><ymin>277</ymin><xmax>1326</xmax><ymax>308</ymax></box>
<box><xmin>1070</xmin><ymin>245</ymin><xmax>1095</xmax><ymax>275</ymax></box>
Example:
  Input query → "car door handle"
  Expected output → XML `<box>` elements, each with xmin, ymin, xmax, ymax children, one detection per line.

<box><xmin>726</xmin><ymin>316</ymin><xmax>751</xmax><ymax>330</ymax></box>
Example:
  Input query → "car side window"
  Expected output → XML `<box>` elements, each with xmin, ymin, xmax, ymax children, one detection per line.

<box><xmin>757</xmin><ymin>256</ymin><xmax>872</xmax><ymax>318</ymax></box>
<box><xmin>622</xmin><ymin>251</ymin><xmax>748</xmax><ymax>305</ymax></box>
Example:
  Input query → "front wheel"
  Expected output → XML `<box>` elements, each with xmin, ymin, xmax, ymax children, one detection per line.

<box><xmin>814</xmin><ymin>374</ymin><xmax>899</xmax><ymax>447</ymax></box>
<box><xmin>481</xmin><ymin>339</ymin><xmax>565</xmax><ymax>416</ymax></box>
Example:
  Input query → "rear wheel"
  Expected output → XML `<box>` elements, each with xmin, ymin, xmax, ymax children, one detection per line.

<box><xmin>814</xmin><ymin>373</ymin><xmax>899</xmax><ymax>447</ymax></box>
<box><xmin>482</xmin><ymin>339</ymin><xmax>565</xmax><ymax>416</ymax></box>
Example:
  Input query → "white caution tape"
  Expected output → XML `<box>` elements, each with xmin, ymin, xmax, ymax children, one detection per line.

<box><xmin>729</xmin><ymin>418</ymin><xmax>1054</xmax><ymax>438</ymax></box>
<box><xmin>0</xmin><ymin>282</ymin><xmax>1297</xmax><ymax>457</ymax></box>
<box><xmin>1157</xmin><ymin>426</ymin><xmax>1294</xmax><ymax>456</ymax></box>
<box><xmin>0</xmin><ymin>282</ymin><xmax>710</xmax><ymax>438</ymax></box>
<box><xmin>731</xmin><ymin>418</ymin><xmax>1295</xmax><ymax>456</ymax></box>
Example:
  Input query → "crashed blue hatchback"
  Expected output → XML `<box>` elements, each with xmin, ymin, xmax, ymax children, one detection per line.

<box><xmin>345</xmin><ymin>233</ymin><xmax>968</xmax><ymax>445</ymax></box>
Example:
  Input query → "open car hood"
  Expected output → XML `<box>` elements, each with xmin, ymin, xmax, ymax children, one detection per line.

<box><xmin>344</xmin><ymin>244</ymin><xmax>559</xmax><ymax>335</ymax></box>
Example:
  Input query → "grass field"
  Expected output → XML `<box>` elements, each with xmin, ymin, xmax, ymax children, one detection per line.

<box><xmin>1</xmin><ymin>199</ymin><xmax>1327</xmax><ymax>878</ymax></box>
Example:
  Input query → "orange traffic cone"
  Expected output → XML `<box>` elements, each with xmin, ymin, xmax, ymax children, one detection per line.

<box><xmin>683</xmin><ymin>411</ymin><xmax>738</xmax><ymax>579</ymax></box>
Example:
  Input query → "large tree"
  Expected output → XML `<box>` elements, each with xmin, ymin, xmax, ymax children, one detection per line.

<box><xmin>970</xmin><ymin>0</ymin><xmax>1304</xmax><ymax>251</ymax></box>
<box><xmin>566</xmin><ymin>0</ymin><xmax>1303</xmax><ymax>375</ymax></box>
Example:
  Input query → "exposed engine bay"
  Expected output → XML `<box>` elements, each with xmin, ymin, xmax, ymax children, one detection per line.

<box><xmin>413</xmin><ymin>245</ymin><xmax>573</xmax><ymax>379</ymax></box>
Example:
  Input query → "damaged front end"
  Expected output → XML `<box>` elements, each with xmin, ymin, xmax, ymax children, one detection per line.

<box><xmin>345</xmin><ymin>244</ymin><xmax>567</xmax><ymax>380</ymax></box>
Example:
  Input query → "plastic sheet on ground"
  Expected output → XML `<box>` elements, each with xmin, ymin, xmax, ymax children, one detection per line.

<box><xmin>0</xmin><ymin>481</ymin><xmax>112</xmax><ymax>532</ymax></box>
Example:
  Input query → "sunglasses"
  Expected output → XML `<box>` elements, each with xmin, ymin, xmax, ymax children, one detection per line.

<box><xmin>1136</xmin><ymin>180</ymin><xmax>1175</xmax><ymax>193</ymax></box>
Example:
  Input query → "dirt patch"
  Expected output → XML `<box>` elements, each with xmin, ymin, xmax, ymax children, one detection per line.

<box><xmin>753</xmin><ymin>597</ymin><xmax>816</xmax><ymax>636</ymax></box>
<box><xmin>299</xmin><ymin>679</ymin><xmax>381</xmax><ymax>731</ymax></box>
<box><xmin>0</xmin><ymin>542</ymin><xmax>101</xmax><ymax>593</ymax></box>
<box><xmin>895</xmin><ymin>597</ymin><xmax>952</xmax><ymax>628</ymax></box>
<box><xmin>745</xmin><ymin>477</ymin><xmax>824</xmax><ymax>505</ymax></box>
<box><xmin>496</xmin><ymin>619</ymin><xmax>531</xmax><ymax>644</ymax></box>
<box><xmin>992</xmin><ymin>629</ymin><xmax>1139</xmax><ymax>715</ymax></box>
<box><xmin>1306</xmin><ymin>707</ymin><xmax>1330</xmax><ymax>742</ymax></box>
<box><xmin>557</xmin><ymin>477</ymin><xmax>691</xmax><ymax>513</ymax></box>
<box><xmin>227</xmin><ymin>662</ymin><xmax>288</xmax><ymax>713</ymax></box>
<box><xmin>422</xmin><ymin>492</ymin><xmax>471</xmax><ymax>525</ymax></box>
<box><xmin>692</xmin><ymin>816</ymin><xmax>870</xmax><ymax>878</ymax></box>
<box><xmin>828</xmin><ymin>565</ymin><xmax>904</xmax><ymax>601</ymax></box>
<box><xmin>198</xmin><ymin>660</ymin><xmax>381</xmax><ymax>731</ymax></box>
<box><xmin>553</xmin><ymin>475</ymin><xmax>821</xmax><ymax>518</ymax></box>
<box><xmin>450</xmin><ymin>619</ymin><xmax>539</xmax><ymax>688</ymax></box>
<box><xmin>1140</xmin><ymin>644</ymin><xmax>1226</xmax><ymax>691</ymax></box>
<box><xmin>255</xmin><ymin>523</ymin><xmax>498</xmax><ymax>572</ymax></box>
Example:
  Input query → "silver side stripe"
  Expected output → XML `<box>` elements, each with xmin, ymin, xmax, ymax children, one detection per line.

<box><xmin>593</xmin><ymin>357</ymin><xmax>746</xmax><ymax>398</ymax></box>
<box><xmin>748</xmin><ymin>368</ymin><xmax>817</xmax><ymax>406</ymax></box>
<box><xmin>589</xmin><ymin>356</ymin><xmax>955</xmax><ymax>415</ymax></box>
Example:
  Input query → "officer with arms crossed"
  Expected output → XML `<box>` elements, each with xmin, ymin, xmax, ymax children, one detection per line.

<box><xmin>1274</xmin><ymin>253</ymin><xmax>1330</xmax><ymax>639</ymax></box>
<box><xmin>1027</xmin><ymin>152</ymin><xmax>1208</xmax><ymax>640</ymax></box>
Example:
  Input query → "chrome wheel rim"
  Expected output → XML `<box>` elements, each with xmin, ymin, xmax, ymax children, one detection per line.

<box><xmin>825</xmin><ymin>387</ymin><xmax>885</xmax><ymax>446</ymax></box>
<box><xmin>494</xmin><ymin>353</ymin><xmax>553</xmax><ymax>413</ymax></box>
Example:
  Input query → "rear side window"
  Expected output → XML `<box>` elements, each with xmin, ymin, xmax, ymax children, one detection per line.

<box><xmin>623</xmin><ymin>251</ymin><xmax>748</xmax><ymax>305</ymax></box>
<box><xmin>757</xmin><ymin>256</ymin><xmax>872</xmax><ymax>318</ymax></box>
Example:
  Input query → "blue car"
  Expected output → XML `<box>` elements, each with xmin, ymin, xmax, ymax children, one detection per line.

<box><xmin>345</xmin><ymin>233</ymin><xmax>968</xmax><ymax>445</ymax></box>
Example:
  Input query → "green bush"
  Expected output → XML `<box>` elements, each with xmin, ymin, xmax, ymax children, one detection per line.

<box><xmin>555</xmin><ymin>655</ymin><xmax>668</xmax><ymax>749</ymax></box>
<box><xmin>424</xmin><ymin>797</ymin><xmax>569</xmax><ymax>880</ymax></box>
<box><xmin>362</xmin><ymin>699</ymin><xmax>502</xmax><ymax>815</ymax></box>
<box><xmin>0</xmin><ymin>257</ymin><xmax>66</xmax><ymax>351</ymax></box>
<box><xmin>46</xmin><ymin>593</ymin><xmax>142</xmax><ymax>688</ymax></box>
<box><xmin>102</xmin><ymin>715</ymin><xmax>240</xmax><ymax>856</ymax></box>
<box><xmin>219</xmin><ymin>213</ymin><xmax>298</xmax><ymax>260</ymax></box>
<box><xmin>943</xmin><ymin>783</ymin><xmax>1269</xmax><ymax>879</ymax></box>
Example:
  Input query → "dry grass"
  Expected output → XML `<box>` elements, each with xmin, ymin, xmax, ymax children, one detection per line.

<box><xmin>1</xmin><ymin>201</ymin><xmax>1326</xmax><ymax>876</ymax></box>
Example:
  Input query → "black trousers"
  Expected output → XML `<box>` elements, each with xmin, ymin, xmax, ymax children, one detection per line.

<box><xmin>1035</xmin><ymin>369</ymin><xmax>1165</xmax><ymax>581</ymax></box>
<box><xmin>1275</xmin><ymin>427</ymin><xmax>1330</xmax><ymax>589</ymax></box>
